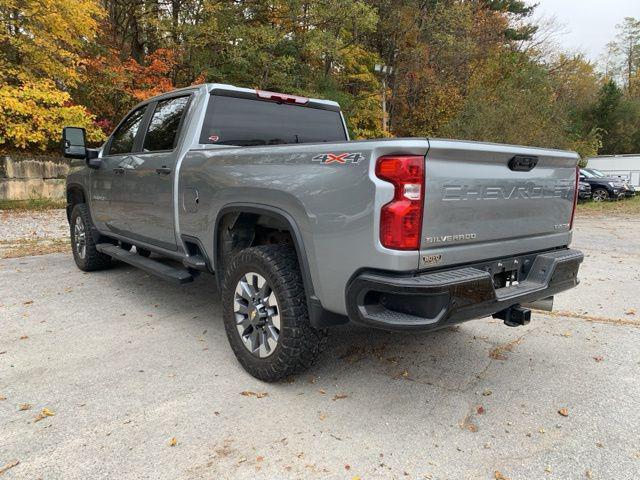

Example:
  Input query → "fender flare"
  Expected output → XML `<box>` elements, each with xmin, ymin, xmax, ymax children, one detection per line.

<box><xmin>65</xmin><ymin>182</ymin><xmax>88</xmax><ymax>222</ymax></box>
<box><xmin>213</xmin><ymin>203</ymin><xmax>348</xmax><ymax>329</ymax></box>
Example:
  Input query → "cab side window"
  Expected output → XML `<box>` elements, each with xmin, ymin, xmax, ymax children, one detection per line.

<box><xmin>108</xmin><ymin>106</ymin><xmax>147</xmax><ymax>155</ymax></box>
<box><xmin>143</xmin><ymin>96</ymin><xmax>190</xmax><ymax>152</ymax></box>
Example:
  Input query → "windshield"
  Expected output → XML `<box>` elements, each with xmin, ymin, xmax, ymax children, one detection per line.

<box><xmin>586</xmin><ymin>168</ymin><xmax>607</xmax><ymax>178</ymax></box>
<box><xmin>581</xmin><ymin>169</ymin><xmax>596</xmax><ymax>178</ymax></box>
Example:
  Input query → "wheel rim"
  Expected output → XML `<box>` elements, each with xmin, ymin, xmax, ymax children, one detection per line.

<box><xmin>233</xmin><ymin>272</ymin><xmax>280</xmax><ymax>358</ymax></box>
<box><xmin>593</xmin><ymin>190</ymin><xmax>607</xmax><ymax>202</ymax></box>
<box><xmin>73</xmin><ymin>216</ymin><xmax>87</xmax><ymax>259</ymax></box>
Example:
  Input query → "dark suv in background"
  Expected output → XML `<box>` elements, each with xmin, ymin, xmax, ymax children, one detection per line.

<box><xmin>578</xmin><ymin>180</ymin><xmax>592</xmax><ymax>201</ymax></box>
<box><xmin>579</xmin><ymin>168</ymin><xmax>626</xmax><ymax>201</ymax></box>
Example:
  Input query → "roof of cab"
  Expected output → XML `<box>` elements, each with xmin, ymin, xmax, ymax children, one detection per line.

<box><xmin>146</xmin><ymin>83</ymin><xmax>341</xmax><ymax>109</ymax></box>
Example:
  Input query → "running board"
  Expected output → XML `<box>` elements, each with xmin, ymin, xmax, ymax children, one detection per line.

<box><xmin>182</xmin><ymin>254</ymin><xmax>207</xmax><ymax>271</ymax></box>
<box><xmin>96</xmin><ymin>243</ymin><xmax>194</xmax><ymax>284</ymax></box>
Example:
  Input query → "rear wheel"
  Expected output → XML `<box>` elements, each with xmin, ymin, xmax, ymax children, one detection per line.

<box><xmin>221</xmin><ymin>245</ymin><xmax>327</xmax><ymax>382</ymax></box>
<box><xmin>70</xmin><ymin>204</ymin><xmax>111</xmax><ymax>271</ymax></box>
<box><xmin>592</xmin><ymin>188</ymin><xmax>609</xmax><ymax>202</ymax></box>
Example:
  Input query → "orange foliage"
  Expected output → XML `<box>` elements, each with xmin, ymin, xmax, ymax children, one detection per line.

<box><xmin>78</xmin><ymin>48</ymin><xmax>178</xmax><ymax>127</ymax></box>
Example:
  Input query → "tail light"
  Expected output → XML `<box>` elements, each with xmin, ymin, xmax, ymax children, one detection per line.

<box><xmin>375</xmin><ymin>155</ymin><xmax>425</xmax><ymax>250</ymax></box>
<box><xmin>570</xmin><ymin>165</ymin><xmax>579</xmax><ymax>229</ymax></box>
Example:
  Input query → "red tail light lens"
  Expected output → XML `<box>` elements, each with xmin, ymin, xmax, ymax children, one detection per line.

<box><xmin>375</xmin><ymin>155</ymin><xmax>425</xmax><ymax>250</ymax></box>
<box><xmin>570</xmin><ymin>165</ymin><xmax>579</xmax><ymax>229</ymax></box>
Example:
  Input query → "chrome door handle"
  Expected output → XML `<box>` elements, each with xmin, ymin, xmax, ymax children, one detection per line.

<box><xmin>155</xmin><ymin>166</ymin><xmax>172</xmax><ymax>175</ymax></box>
<box><xmin>113</xmin><ymin>167</ymin><xmax>125</xmax><ymax>175</ymax></box>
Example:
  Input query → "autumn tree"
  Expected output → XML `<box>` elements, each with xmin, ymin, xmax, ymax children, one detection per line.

<box><xmin>0</xmin><ymin>0</ymin><xmax>105</xmax><ymax>151</ymax></box>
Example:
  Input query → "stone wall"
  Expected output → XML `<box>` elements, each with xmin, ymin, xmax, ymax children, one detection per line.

<box><xmin>0</xmin><ymin>154</ymin><xmax>70</xmax><ymax>200</ymax></box>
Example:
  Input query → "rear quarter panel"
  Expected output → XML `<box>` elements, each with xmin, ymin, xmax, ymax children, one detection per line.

<box><xmin>178</xmin><ymin>139</ymin><xmax>430</xmax><ymax>315</ymax></box>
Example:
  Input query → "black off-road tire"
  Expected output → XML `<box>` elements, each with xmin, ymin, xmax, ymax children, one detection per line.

<box><xmin>221</xmin><ymin>245</ymin><xmax>327</xmax><ymax>382</ymax></box>
<box><xmin>70</xmin><ymin>203</ymin><xmax>111</xmax><ymax>271</ymax></box>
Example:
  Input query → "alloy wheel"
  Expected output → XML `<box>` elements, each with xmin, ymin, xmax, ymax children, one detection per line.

<box><xmin>73</xmin><ymin>216</ymin><xmax>87</xmax><ymax>259</ymax></box>
<box><xmin>592</xmin><ymin>189</ymin><xmax>608</xmax><ymax>202</ymax></box>
<box><xmin>233</xmin><ymin>272</ymin><xmax>281</xmax><ymax>358</ymax></box>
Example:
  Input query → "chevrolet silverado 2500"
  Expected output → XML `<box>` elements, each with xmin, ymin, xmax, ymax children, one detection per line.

<box><xmin>61</xmin><ymin>83</ymin><xmax>584</xmax><ymax>381</ymax></box>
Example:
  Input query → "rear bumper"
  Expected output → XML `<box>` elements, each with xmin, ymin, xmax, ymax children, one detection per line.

<box><xmin>346</xmin><ymin>248</ymin><xmax>583</xmax><ymax>331</ymax></box>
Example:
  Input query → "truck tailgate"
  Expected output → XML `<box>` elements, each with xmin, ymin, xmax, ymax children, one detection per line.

<box><xmin>420</xmin><ymin>140</ymin><xmax>578</xmax><ymax>267</ymax></box>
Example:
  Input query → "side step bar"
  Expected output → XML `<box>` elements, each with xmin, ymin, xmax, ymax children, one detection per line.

<box><xmin>96</xmin><ymin>243</ymin><xmax>194</xmax><ymax>284</ymax></box>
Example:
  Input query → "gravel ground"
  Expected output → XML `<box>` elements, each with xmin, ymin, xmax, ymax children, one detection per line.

<box><xmin>0</xmin><ymin>209</ymin><xmax>69</xmax><ymax>259</ymax></box>
<box><xmin>0</xmin><ymin>214</ymin><xmax>639</xmax><ymax>480</ymax></box>
<box><xmin>0</xmin><ymin>209</ymin><xmax>68</xmax><ymax>242</ymax></box>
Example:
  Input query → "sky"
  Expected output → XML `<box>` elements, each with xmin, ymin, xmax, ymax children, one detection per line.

<box><xmin>533</xmin><ymin>0</ymin><xmax>639</xmax><ymax>62</ymax></box>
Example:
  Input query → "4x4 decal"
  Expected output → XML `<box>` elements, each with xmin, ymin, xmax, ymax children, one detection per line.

<box><xmin>312</xmin><ymin>152</ymin><xmax>365</xmax><ymax>165</ymax></box>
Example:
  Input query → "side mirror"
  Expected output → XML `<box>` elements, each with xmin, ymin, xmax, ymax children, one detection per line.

<box><xmin>62</xmin><ymin>127</ymin><xmax>87</xmax><ymax>159</ymax></box>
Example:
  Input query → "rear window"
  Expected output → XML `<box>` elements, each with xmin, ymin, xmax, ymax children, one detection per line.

<box><xmin>199</xmin><ymin>94</ymin><xmax>346</xmax><ymax>146</ymax></box>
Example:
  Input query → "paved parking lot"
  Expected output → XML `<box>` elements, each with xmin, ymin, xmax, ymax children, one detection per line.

<box><xmin>1</xmin><ymin>215</ymin><xmax>639</xmax><ymax>479</ymax></box>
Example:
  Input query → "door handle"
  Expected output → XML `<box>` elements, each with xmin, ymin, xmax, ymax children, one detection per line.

<box><xmin>113</xmin><ymin>167</ymin><xmax>125</xmax><ymax>175</ymax></box>
<box><xmin>156</xmin><ymin>166</ymin><xmax>172</xmax><ymax>175</ymax></box>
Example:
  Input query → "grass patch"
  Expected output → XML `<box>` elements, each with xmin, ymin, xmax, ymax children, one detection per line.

<box><xmin>577</xmin><ymin>195</ymin><xmax>640</xmax><ymax>217</ymax></box>
<box><xmin>0</xmin><ymin>198</ymin><xmax>66</xmax><ymax>211</ymax></box>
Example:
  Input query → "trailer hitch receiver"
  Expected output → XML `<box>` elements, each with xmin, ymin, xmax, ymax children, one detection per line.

<box><xmin>493</xmin><ymin>305</ymin><xmax>531</xmax><ymax>327</ymax></box>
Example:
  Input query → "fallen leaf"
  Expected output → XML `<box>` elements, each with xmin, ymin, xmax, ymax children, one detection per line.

<box><xmin>23</xmin><ymin>300</ymin><xmax>33</xmax><ymax>305</ymax></box>
<box><xmin>319</xmin><ymin>413</ymin><xmax>327</xmax><ymax>421</ymax></box>
<box><xmin>585</xmin><ymin>469</ymin><xmax>593</xmax><ymax>479</ymax></box>
<box><xmin>256</xmin><ymin>456</ymin><xmax>264</xmax><ymax>462</ymax></box>
<box><xmin>332</xmin><ymin>394</ymin><xmax>349</xmax><ymax>401</ymax></box>
<box><xmin>489</xmin><ymin>338</ymin><xmax>523</xmax><ymax>360</ymax></box>
<box><xmin>482</xmin><ymin>389</ymin><xmax>492</xmax><ymax>396</ymax></box>
<box><xmin>33</xmin><ymin>407</ymin><xmax>55</xmax><ymax>422</ymax></box>
<box><xmin>0</xmin><ymin>394</ymin><xmax>6</xmax><ymax>401</ymax></box>
<box><xmin>19</xmin><ymin>335</ymin><xmax>28</xmax><ymax>340</ymax></box>
<box><xmin>239</xmin><ymin>391</ymin><xmax>268</xmax><ymax>398</ymax></box>
<box><xmin>18</xmin><ymin>403</ymin><xmax>32</xmax><ymax>411</ymax></box>
<box><xmin>344</xmin><ymin>464</ymin><xmax>351</xmax><ymax>471</ymax></box>
<box><xmin>169</xmin><ymin>437</ymin><xmax>177</xmax><ymax>446</ymax></box>
<box><xmin>625</xmin><ymin>308</ymin><xmax>636</xmax><ymax>316</ymax></box>
<box><xmin>558</xmin><ymin>408</ymin><xmax>569</xmax><ymax>417</ymax></box>
<box><xmin>318</xmin><ymin>389</ymin><xmax>326</xmax><ymax>394</ymax></box>
<box><xmin>561</xmin><ymin>331</ymin><xmax>572</xmax><ymax>337</ymax></box>
<box><xmin>593</xmin><ymin>356</ymin><xmax>604</xmax><ymax>362</ymax></box>
<box><xmin>477</xmin><ymin>406</ymin><xmax>485</xmax><ymax>415</ymax></box>
<box><xmin>0</xmin><ymin>460</ymin><xmax>20</xmax><ymax>475</ymax></box>
<box><xmin>495</xmin><ymin>471</ymin><xmax>510</xmax><ymax>480</ymax></box>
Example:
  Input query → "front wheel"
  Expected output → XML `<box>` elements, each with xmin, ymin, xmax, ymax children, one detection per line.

<box><xmin>592</xmin><ymin>188</ymin><xmax>609</xmax><ymax>202</ymax></box>
<box><xmin>221</xmin><ymin>245</ymin><xmax>327</xmax><ymax>382</ymax></box>
<box><xmin>70</xmin><ymin>204</ymin><xmax>111</xmax><ymax>271</ymax></box>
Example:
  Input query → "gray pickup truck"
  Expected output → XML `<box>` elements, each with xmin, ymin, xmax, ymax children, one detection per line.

<box><xmin>62</xmin><ymin>83</ymin><xmax>583</xmax><ymax>381</ymax></box>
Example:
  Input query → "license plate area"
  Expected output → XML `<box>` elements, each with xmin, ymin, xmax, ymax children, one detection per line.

<box><xmin>485</xmin><ymin>257</ymin><xmax>528</xmax><ymax>289</ymax></box>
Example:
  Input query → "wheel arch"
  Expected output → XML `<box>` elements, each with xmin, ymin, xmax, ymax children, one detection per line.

<box><xmin>213</xmin><ymin>203</ymin><xmax>348</xmax><ymax>329</ymax></box>
<box><xmin>66</xmin><ymin>183</ymin><xmax>88</xmax><ymax>222</ymax></box>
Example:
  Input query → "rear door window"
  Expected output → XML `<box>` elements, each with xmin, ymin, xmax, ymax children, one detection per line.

<box><xmin>107</xmin><ymin>106</ymin><xmax>147</xmax><ymax>155</ymax></box>
<box><xmin>143</xmin><ymin>96</ymin><xmax>190</xmax><ymax>152</ymax></box>
<box><xmin>199</xmin><ymin>95</ymin><xmax>346</xmax><ymax>146</ymax></box>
